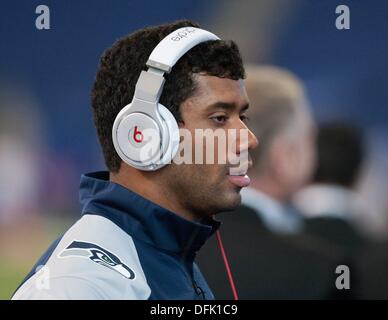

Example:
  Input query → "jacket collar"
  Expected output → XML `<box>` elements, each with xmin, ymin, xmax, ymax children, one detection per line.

<box><xmin>79</xmin><ymin>171</ymin><xmax>220</xmax><ymax>255</ymax></box>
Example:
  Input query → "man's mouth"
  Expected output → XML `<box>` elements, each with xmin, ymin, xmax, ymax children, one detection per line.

<box><xmin>226</xmin><ymin>160</ymin><xmax>252</xmax><ymax>188</ymax></box>
<box><xmin>227</xmin><ymin>174</ymin><xmax>251</xmax><ymax>188</ymax></box>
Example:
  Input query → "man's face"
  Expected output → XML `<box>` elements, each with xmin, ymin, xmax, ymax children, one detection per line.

<box><xmin>161</xmin><ymin>75</ymin><xmax>258</xmax><ymax>219</ymax></box>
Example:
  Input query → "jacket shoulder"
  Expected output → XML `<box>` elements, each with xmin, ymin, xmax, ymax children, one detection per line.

<box><xmin>13</xmin><ymin>214</ymin><xmax>151</xmax><ymax>300</ymax></box>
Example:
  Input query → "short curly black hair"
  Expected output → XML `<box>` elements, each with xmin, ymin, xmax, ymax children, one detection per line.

<box><xmin>91</xmin><ymin>19</ymin><xmax>245</xmax><ymax>172</ymax></box>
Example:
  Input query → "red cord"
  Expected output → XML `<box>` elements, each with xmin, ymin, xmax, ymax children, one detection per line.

<box><xmin>215</xmin><ymin>229</ymin><xmax>239</xmax><ymax>300</ymax></box>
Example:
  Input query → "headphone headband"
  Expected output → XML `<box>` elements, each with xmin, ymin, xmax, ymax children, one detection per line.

<box><xmin>146</xmin><ymin>27</ymin><xmax>220</xmax><ymax>73</ymax></box>
<box><xmin>133</xmin><ymin>26</ymin><xmax>220</xmax><ymax>105</ymax></box>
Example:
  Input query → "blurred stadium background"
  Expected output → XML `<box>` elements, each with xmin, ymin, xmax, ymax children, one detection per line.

<box><xmin>1</xmin><ymin>0</ymin><xmax>387</xmax><ymax>299</ymax></box>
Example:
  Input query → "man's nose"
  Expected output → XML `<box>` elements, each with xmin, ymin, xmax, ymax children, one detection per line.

<box><xmin>235</xmin><ymin>121</ymin><xmax>258</xmax><ymax>154</ymax></box>
<box><xmin>248</xmin><ymin>128</ymin><xmax>258</xmax><ymax>150</ymax></box>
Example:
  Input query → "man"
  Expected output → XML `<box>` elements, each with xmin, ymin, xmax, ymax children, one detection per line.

<box><xmin>293</xmin><ymin>122</ymin><xmax>368</xmax><ymax>252</ymax></box>
<box><xmin>12</xmin><ymin>20</ymin><xmax>257</xmax><ymax>299</ymax></box>
<box><xmin>197</xmin><ymin>65</ymin><xmax>352</xmax><ymax>299</ymax></box>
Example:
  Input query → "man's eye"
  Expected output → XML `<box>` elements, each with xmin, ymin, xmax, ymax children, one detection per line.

<box><xmin>211</xmin><ymin>116</ymin><xmax>228</xmax><ymax>124</ymax></box>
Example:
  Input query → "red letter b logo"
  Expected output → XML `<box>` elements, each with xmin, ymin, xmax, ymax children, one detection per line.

<box><xmin>133</xmin><ymin>126</ymin><xmax>143</xmax><ymax>143</ymax></box>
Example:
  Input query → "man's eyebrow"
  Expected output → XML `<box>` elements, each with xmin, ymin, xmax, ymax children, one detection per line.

<box><xmin>205</xmin><ymin>101</ymin><xmax>249</xmax><ymax>112</ymax></box>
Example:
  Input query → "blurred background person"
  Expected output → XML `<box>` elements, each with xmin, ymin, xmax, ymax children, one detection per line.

<box><xmin>239</xmin><ymin>65</ymin><xmax>316</xmax><ymax>235</ymax></box>
<box><xmin>0</xmin><ymin>85</ymin><xmax>43</xmax><ymax>224</ymax></box>
<box><xmin>197</xmin><ymin>65</ymin><xmax>353</xmax><ymax>299</ymax></box>
<box><xmin>0</xmin><ymin>84</ymin><xmax>48</xmax><ymax>297</ymax></box>
<box><xmin>0</xmin><ymin>82</ymin><xmax>77</xmax><ymax>298</ymax></box>
<box><xmin>293</xmin><ymin>122</ymin><xmax>369</xmax><ymax>252</ymax></box>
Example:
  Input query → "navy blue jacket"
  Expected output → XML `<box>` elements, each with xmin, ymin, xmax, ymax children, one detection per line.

<box><xmin>13</xmin><ymin>171</ymin><xmax>220</xmax><ymax>300</ymax></box>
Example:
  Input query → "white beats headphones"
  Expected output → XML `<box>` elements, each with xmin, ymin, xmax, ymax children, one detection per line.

<box><xmin>112</xmin><ymin>26</ymin><xmax>220</xmax><ymax>171</ymax></box>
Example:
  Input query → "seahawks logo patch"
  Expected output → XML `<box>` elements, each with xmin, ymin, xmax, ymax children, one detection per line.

<box><xmin>59</xmin><ymin>240</ymin><xmax>135</xmax><ymax>279</ymax></box>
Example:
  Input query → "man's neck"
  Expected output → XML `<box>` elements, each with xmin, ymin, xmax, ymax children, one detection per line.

<box><xmin>110</xmin><ymin>167</ymin><xmax>199</xmax><ymax>222</ymax></box>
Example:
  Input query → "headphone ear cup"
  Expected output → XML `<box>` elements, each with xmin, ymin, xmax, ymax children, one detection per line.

<box><xmin>158</xmin><ymin>104</ymin><xmax>180</xmax><ymax>166</ymax></box>
<box><xmin>112</xmin><ymin>102</ymin><xmax>163</xmax><ymax>170</ymax></box>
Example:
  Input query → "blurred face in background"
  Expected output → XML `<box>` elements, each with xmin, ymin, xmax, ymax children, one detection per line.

<box><xmin>273</xmin><ymin>117</ymin><xmax>316</xmax><ymax>199</ymax></box>
<box><xmin>244</xmin><ymin>65</ymin><xmax>316</xmax><ymax>201</ymax></box>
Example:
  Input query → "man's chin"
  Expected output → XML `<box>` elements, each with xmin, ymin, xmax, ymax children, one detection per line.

<box><xmin>216</xmin><ymin>189</ymin><xmax>242</xmax><ymax>212</ymax></box>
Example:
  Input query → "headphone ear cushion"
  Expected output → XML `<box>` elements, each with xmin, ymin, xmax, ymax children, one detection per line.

<box><xmin>158</xmin><ymin>104</ymin><xmax>180</xmax><ymax>166</ymax></box>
